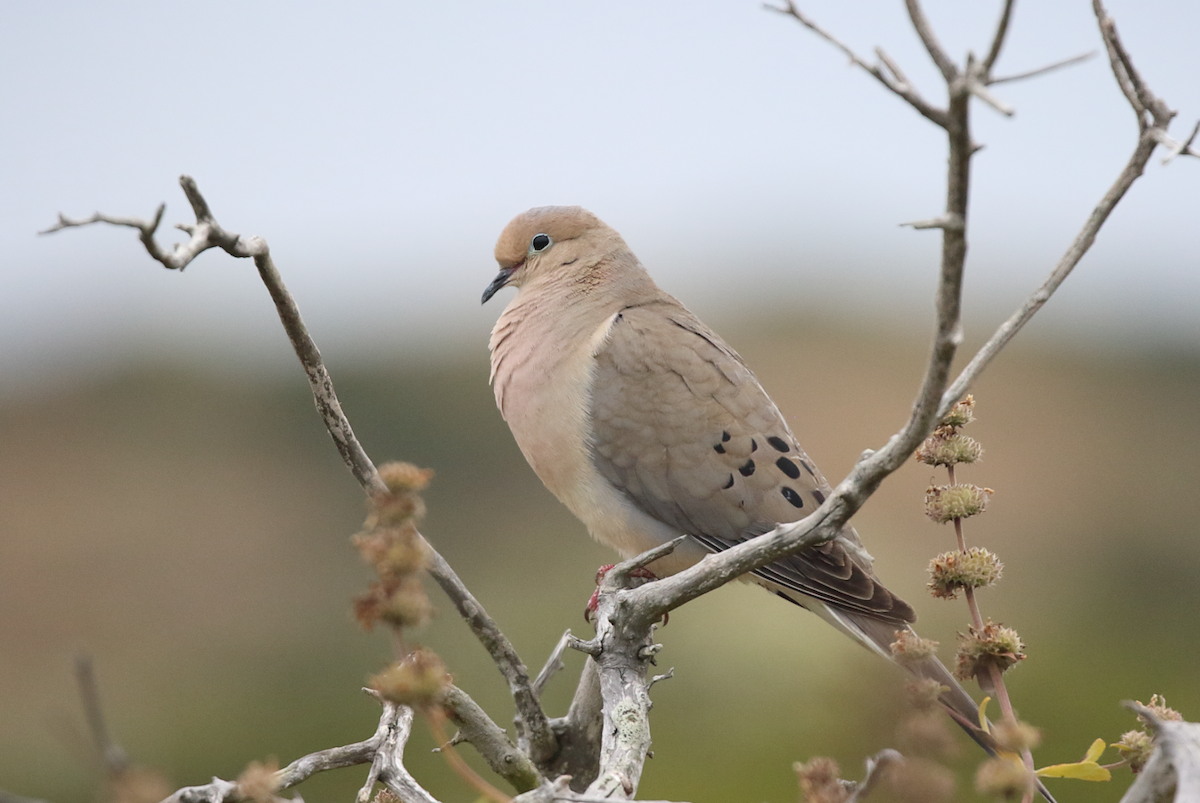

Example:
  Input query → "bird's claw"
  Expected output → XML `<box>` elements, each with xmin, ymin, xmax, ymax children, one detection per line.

<box><xmin>584</xmin><ymin>563</ymin><xmax>667</xmax><ymax>625</ymax></box>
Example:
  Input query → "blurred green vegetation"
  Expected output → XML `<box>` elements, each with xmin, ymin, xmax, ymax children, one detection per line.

<box><xmin>2</xmin><ymin>315</ymin><xmax>1198</xmax><ymax>803</ymax></box>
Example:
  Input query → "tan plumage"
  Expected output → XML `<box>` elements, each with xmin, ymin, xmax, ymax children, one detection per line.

<box><xmin>484</xmin><ymin>205</ymin><xmax>985</xmax><ymax>747</ymax></box>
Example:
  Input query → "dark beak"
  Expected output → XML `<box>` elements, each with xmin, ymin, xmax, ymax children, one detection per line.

<box><xmin>481</xmin><ymin>266</ymin><xmax>517</xmax><ymax>304</ymax></box>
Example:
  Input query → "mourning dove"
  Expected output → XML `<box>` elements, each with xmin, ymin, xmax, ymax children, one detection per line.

<box><xmin>483</xmin><ymin>206</ymin><xmax>986</xmax><ymax>747</ymax></box>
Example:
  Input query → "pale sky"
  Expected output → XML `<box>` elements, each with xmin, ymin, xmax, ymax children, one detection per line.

<box><xmin>2</xmin><ymin>1</ymin><xmax>1197</xmax><ymax>391</ymax></box>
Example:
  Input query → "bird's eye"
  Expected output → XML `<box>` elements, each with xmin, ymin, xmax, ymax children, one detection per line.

<box><xmin>530</xmin><ymin>233</ymin><xmax>552</xmax><ymax>252</ymax></box>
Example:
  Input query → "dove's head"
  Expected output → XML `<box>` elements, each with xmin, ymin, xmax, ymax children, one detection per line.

<box><xmin>483</xmin><ymin>206</ymin><xmax>629</xmax><ymax>304</ymax></box>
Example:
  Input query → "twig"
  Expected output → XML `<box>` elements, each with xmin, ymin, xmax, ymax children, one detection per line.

<box><xmin>425</xmin><ymin>710</ymin><xmax>512</xmax><ymax>803</ymax></box>
<box><xmin>1118</xmin><ymin>703</ymin><xmax>1200</xmax><ymax>803</ymax></box>
<box><xmin>441</xmin><ymin>685</ymin><xmax>543</xmax><ymax>793</ymax></box>
<box><xmin>765</xmin><ymin>0</ymin><xmax>949</xmax><ymax>128</ymax></box>
<box><xmin>74</xmin><ymin>656</ymin><xmax>129</xmax><ymax>775</ymax></box>
<box><xmin>157</xmin><ymin>698</ymin><xmax>429</xmax><ymax>803</ymax></box>
<box><xmin>982</xmin><ymin>0</ymin><xmax>1016</xmax><ymax>74</ymax></box>
<box><xmin>938</xmin><ymin>0</ymin><xmax>1185</xmax><ymax>420</ymax></box>
<box><xmin>904</xmin><ymin>0</ymin><xmax>958</xmax><ymax>82</ymax></box>
<box><xmin>362</xmin><ymin>704</ymin><xmax>442</xmax><ymax>803</ymax></box>
<box><xmin>543</xmin><ymin>659</ymin><xmax>605</xmax><ymax>791</ymax></box>
<box><xmin>1158</xmin><ymin>119</ymin><xmax>1200</xmax><ymax>164</ymax></box>
<box><xmin>422</xmin><ymin>549</ymin><xmax>557</xmax><ymax>764</ymax></box>
<box><xmin>621</xmin><ymin>0</ymin><xmax>1193</xmax><ymax>634</ymax></box>
<box><xmin>990</xmin><ymin>51</ymin><xmax>1096</xmax><ymax>85</ymax></box>
<box><xmin>532</xmin><ymin>631</ymin><xmax>574</xmax><ymax>699</ymax></box>
<box><xmin>42</xmin><ymin>175</ymin><xmax>557</xmax><ymax>769</ymax></box>
<box><xmin>849</xmin><ymin>749</ymin><xmax>903</xmax><ymax>802</ymax></box>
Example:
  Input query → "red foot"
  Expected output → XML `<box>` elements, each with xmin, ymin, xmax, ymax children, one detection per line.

<box><xmin>584</xmin><ymin>564</ymin><xmax>667</xmax><ymax>625</ymax></box>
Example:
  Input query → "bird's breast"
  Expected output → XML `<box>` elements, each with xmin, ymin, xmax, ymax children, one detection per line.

<box><xmin>489</xmin><ymin>302</ymin><xmax>687</xmax><ymax>562</ymax></box>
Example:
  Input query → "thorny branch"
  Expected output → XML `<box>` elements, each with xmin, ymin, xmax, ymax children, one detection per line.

<box><xmin>155</xmin><ymin>698</ymin><xmax>437</xmax><ymax>803</ymax></box>
<box><xmin>621</xmin><ymin>0</ymin><xmax>1196</xmax><ymax>627</ymax></box>
<box><xmin>38</xmin><ymin>2</ymin><xmax>1196</xmax><ymax>801</ymax></box>
<box><xmin>42</xmin><ymin>175</ymin><xmax>558</xmax><ymax>776</ymax></box>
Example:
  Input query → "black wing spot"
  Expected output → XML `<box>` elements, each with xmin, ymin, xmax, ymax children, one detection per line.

<box><xmin>721</xmin><ymin>430</ymin><xmax>731</xmax><ymax>442</ymax></box>
<box><xmin>713</xmin><ymin>443</ymin><xmax>726</xmax><ymax>454</ymax></box>
<box><xmin>781</xmin><ymin>487</ymin><xmax>805</xmax><ymax>508</ymax></box>
<box><xmin>812</xmin><ymin>490</ymin><xmax>826</xmax><ymax>504</ymax></box>
<box><xmin>800</xmin><ymin>460</ymin><xmax>816</xmax><ymax>477</ymax></box>
<box><xmin>722</xmin><ymin>474</ymin><xmax>734</xmax><ymax>489</ymax></box>
<box><xmin>738</xmin><ymin>460</ymin><xmax>756</xmax><ymax>477</ymax></box>
<box><xmin>776</xmin><ymin>457</ymin><xmax>801</xmax><ymax>479</ymax></box>
<box><xmin>767</xmin><ymin>436</ymin><xmax>790</xmax><ymax>452</ymax></box>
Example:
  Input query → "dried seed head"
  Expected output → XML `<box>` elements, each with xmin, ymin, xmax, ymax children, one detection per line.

<box><xmin>353</xmin><ymin>583</ymin><xmax>387</xmax><ymax>631</ymax></box>
<box><xmin>378</xmin><ymin>461</ymin><xmax>434</xmax><ymax>494</ymax></box>
<box><xmin>368</xmin><ymin>462</ymin><xmax>433</xmax><ymax>527</ymax></box>
<box><xmin>905</xmin><ymin>677</ymin><xmax>950</xmax><ymax>711</ymax></box>
<box><xmin>382</xmin><ymin>576</ymin><xmax>435</xmax><ymax>628</ymax></box>
<box><xmin>928</xmin><ymin>548</ymin><xmax>1004</xmax><ymax>599</ymax></box>
<box><xmin>954</xmin><ymin>620</ymin><xmax>1026</xmax><ymax>682</ymax></box>
<box><xmin>991</xmin><ymin>719</ymin><xmax>1042</xmax><ymax>753</ymax></box>
<box><xmin>925</xmin><ymin>484</ymin><xmax>993</xmax><ymax>524</ymax></box>
<box><xmin>371</xmin><ymin>791</ymin><xmax>401</xmax><ymax>803</ymax></box>
<box><xmin>1139</xmin><ymin>694</ymin><xmax>1183</xmax><ymax>724</ymax></box>
<box><xmin>888</xmin><ymin>756</ymin><xmax>956</xmax><ymax>803</ymax></box>
<box><xmin>370</xmin><ymin>649</ymin><xmax>450</xmax><ymax>708</ymax></box>
<box><xmin>942</xmin><ymin>395</ymin><xmax>976</xmax><ymax>429</ymax></box>
<box><xmin>1115</xmin><ymin>730</ymin><xmax>1155</xmax><ymax>774</ymax></box>
<box><xmin>975</xmin><ymin>755</ymin><xmax>1034</xmax><ymax>799</ymax></box>
<box><xmin>897</xmin><ymin>710</ymin><xmax>959</xmax><ymax>759</ymax></box>
<box><xmin>236</xmin><ymin>758</ymin><xmax>281</xmax><ymax>803</ymax></box>
<box><xmin>794</xmin><ymin>757</ymin><xmax>851</xmax><ymax>803</ymax></box>
<box><xmin>890</xmin><ymin>630</ymin><xmax>939</xmax><ymax>664</ymax></box>
<box><xmin>107</xmin><ymin>766</ymin><xmax>174</xmax><ymax>803</ymax></box>
<box><xmin>916</xmin><ymin>433</ymin><xmax>983</xmax><ymax>467</ymax></box>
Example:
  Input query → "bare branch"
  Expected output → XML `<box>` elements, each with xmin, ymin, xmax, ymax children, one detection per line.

<box><xmin>623</xmin><ymin>0</ymin><xmax>1194</xmax><ymax>634</ymax></box>
<box><xmin>766</xmin><ymin>1</ymin><xmax>949</xmax><ymax>128</ymax></box>
<box><xmin>873</xmin><ymin>47</ymin><xmax>907</xmax><ymax>86</ymax></box>
<box><xmin>902</xmin><ymin>214</ymin><xmax>965</xmax><ymax>231</ymax></box>
<box><xmin>904</xmin><ymin>0</ymin><xmax>958</xmax><ymax>82</ymax></box>
<box><xmin>990</xmin><ymin>51</ymin><xmax>1096</xmax><ymax>85</ymax></box>
<box><xmin>607</xmin><ymin>536</ymin><xmax>686</xmax><ymax>583</ymax></box>
<box><xmin>968</xmin><ymin>72</ymin><xmax>1016</xmax><ymax>116</ymax></box>
<box><xmin>566</xmin><ymin>634</ymin><xmax>602</xmax><ymax>657</ymax></box>
<box><xmin>1118</xmin><ymin>703</ymin><xmax>1200</xmax><ymax>803</ymax></box>
<box><xmin>74</xmin><ymin>656</ymin><xmax>128</xmax><ymax>775</ymax></box>
<box><xmin>982</xmin><ymin>0</ymin><xmax>1016</xmax><ymax>74</ymax></box>
<box><xmin>849</xmin><ymin>749</ymin><xmax>904</xmax><ymax>802</ymax></box>
<box><xmin>940</xmin><ymin>1</ymin><xmax>1189</xmax><ymax>418</ymax></box>
<box><xmin>1157</xmin><ymin>119</ymin><xmax>1200</xmax><ymax>164</ymax></box>
<box><xmin>543</xmin><ymin>659</ymin><xmax>604</xmax><ymax>791</ymax></box>
<box><xmin>41</xmin><ymin>177</ymin><xmax>266</xmax><ymax>270</ymax></box>
<box><xmin>157</xmin><ymin>699</ymin><xmax>429</xmax><ymax>803</ymax></box>
<box><xmin>362</xmin><ymin>705</ymin><xmax>442</xmax><ymax>803</ymax></box>
<box><xmin>422</xmin><ymin>548</ymin><xmax>557</xmax><ymax>765</ymax></box>
<box><xmin>580</xmin><ymin>597</ymin><xmax>657</xmax><ymax>799</ymax></box>
<box><xmin>532</xmin><ymin>630</ymin><xmax>575</xmax><ymax>699</ymax></box>
<box><xmin>441</xmin><ymin>685</ymin><xmax>543</xmax><ymax>793</ymax></box>
<box><xmin>44</xmin><ymin>175</ymin><xmax>557</xmax><ymax>770</ymax></box>
<box><xmin>1094</xmin><ymin>0</ymin><xmax>1175</xmax><ymax>131</ymax></box>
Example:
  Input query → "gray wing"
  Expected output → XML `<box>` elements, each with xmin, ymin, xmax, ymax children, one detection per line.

<box><xmin>588</xmin><ymin>300</ymin><xmax>914</xmax><ymax>625</ymax></box>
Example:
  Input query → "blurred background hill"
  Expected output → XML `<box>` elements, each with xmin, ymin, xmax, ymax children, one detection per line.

<box><xmin>2</xmin><ymin>1</ymin><xmax>1198</xmax><ymax>801</ymax></box>
<box><xmin>2</xmin><ymin>316</ymin><xmax>1198</xmax><ymax>803</ymax></box>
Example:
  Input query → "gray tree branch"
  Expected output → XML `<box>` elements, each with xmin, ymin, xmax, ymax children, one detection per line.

<box><xmin>1118</xmin><ymin>704</ymin><xmax>1200</xmax><ymax>803</ymax></box>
